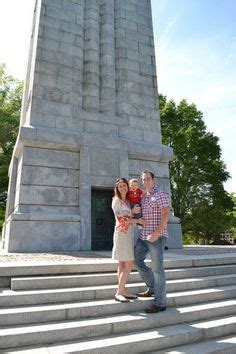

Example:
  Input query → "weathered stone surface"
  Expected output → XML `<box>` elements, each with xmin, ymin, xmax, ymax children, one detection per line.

<box><xmin>23</xmin><ymin>147</ymin><xmax>80</xmax><ymax>169</ymax></box>
<box><xmin>4</xmin><ymin>219</ymin><xmax>80</xmax><ymax>252</ymax></box>
<box><xmin>21</xmin><ymin>166</ymin><xmax>79</xmax><ymax>188</ymax></box>
<box><xmin>2</xmin><ymin>0</ymin><xmax>182</xmax><ymax>253</ymax></box>
<box><xmin>90</xmin><ymin>149</ymin><xmax>120</xmax><ymax>177</ymax></box>
<box><xmin>129</xmin><ymin>159</ymin><xmax>170</xmax><ymax>179</ymax></box>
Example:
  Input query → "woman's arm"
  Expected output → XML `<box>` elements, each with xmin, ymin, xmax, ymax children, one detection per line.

<box><xmin>112</xmin><ymin>198</ymin><xmax>131</xmax><ymax>230</ymax></box>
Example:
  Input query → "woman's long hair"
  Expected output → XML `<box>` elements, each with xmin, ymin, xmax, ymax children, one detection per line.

<box><xmin>113</xmin><ymin>178</ymin><xmax>129</xmax><ymax>200</ymax></box>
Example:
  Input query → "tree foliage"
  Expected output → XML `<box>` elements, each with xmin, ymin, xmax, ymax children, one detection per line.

<box><xmin>159</xmin><ymin>95</ymin><xmax>234</xmax><ymax>244</ymax></box>
<box><xmin>230</xmin><ymin>193</ymin><xmax>236</xmax><ymax>241</ymax></box>
<box><xmin>0</xmin><ymin>64</ymin><xmax>22</xmax><ymax>216</ymax></box>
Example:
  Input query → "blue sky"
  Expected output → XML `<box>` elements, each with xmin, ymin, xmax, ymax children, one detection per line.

<box><xmin>0</xmin><ymin>0</ymin><xmax>235</xmax><ymax>192</ymax></box>
<box><xmin>151</xmin><ymin>0</ymin><xmax>236</xmax><ymax>193</ymax></box>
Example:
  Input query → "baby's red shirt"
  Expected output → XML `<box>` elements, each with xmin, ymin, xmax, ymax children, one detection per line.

<box><xmin>127</xmin><ymin>188</ymin><xmax>143</xmax><ymax>204</ymax></box>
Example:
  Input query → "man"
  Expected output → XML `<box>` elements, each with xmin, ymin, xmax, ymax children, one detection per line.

<box><xmin>134</xmin><ymin>170</ymin><xmax>170</xmax><ymax>313</ymax></box>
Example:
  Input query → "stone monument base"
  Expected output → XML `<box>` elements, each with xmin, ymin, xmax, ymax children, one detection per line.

<box><xmin>167</xmin><ymin>216</ymin><xmax>183</xmax><ymax>248</ymax></box>
<box><xmin>2</xmin><ymin>126</ymin><xmax>182</xmax><ymax>253</ymax></box>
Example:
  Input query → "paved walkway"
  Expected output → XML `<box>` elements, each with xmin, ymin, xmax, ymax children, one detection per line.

<box><xmin>0</xmin><ymin>246</ymin><xmax>235</xmax><ymax>263</ymax></box>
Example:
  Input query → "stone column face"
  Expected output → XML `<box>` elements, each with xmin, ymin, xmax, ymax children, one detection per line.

<box><xmin>100</xmin><ymin>0</ymin><xmax>116</xmax><ymax>113</ymax></box>
<box><xmin>115</xmin><ymin>0</ymin><xmax>161</xmax><ymax>143</ymax></box>
<box><xmin>83</xmin><ymin>0</ymin><xmax>100</xmax><ymax>111</ymax></box>
<box><xmin>26</xmin><ymin>0</ymin><xmax>161</xmax><ymax>139</ymax></box>
<box><xmin>23</xmin><ymin>0</ymin><xmax>87</xmax><ymax>129</ymax></box>
<box><xmin>3</xmin><ymin>0</ymin><xmax>182</xmax><ymax>252</ymax></box>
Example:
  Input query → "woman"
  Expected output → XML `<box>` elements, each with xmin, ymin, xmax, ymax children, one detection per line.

<box><xmin>112</xmin><ymin>178</ymin><xmax>145</xmax><ymax>303</ymax></box>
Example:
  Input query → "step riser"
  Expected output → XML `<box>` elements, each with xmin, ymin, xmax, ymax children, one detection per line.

<box><xmin>11</xmin><ymin>276</ymin><xmax>236</xmax><ymax>297</ymax></box>
<box><xmin>0</xmin><ymin>300</ymin><xmax>231</xmax><ymax>328</ymax></box>
<box><xmin>84</xmin><ymin>325</ymin><xmax>236</xmax><ymax>354</ymax></box>
<box><xmin>174</xmin><ymin>288</ymin><xmax>236</xmax><ymax>307</ymax></box>
<box><xmin>11</xmin><ymin>274</ymin><xmax>141</xmax><ymax>290</ymax></box>
<box><xmin>0</xmin><ymin>299</ymin><xmax>154</xmax><ymax>325</ymax></box>
<box><xmin>154</xmin><ymin>335</ymin><xmax>236</xmax><ymax>354</ymax></box>
<box><xmin>0</xmin><ymin>259</ymin><xmax>202</xmax><ymax>278</ymax></box>
<box><xmin>0</xmin><ymin>304</ymin><xmax>235</xmax><ymax>348</ymax></box>
<box><xmin>168</xmin><ymin>276</ymin><xmax>236</xmax><ymax>293</ymax></box>
<box><xmin>11</xmin><ymin>266</ymin><xmax>236</xmax><ymax>290</ymax></box>
<box><xmin>1</xmin><ymin>256</ymin><xmax>236</xmax><ymax>278</ymax></box>
<box><xmin>204</xmin><ymin>322</ymin><xmax>236</xmax><ymax>341</ymax></box>
<box><xmin>0</xmin><ymin>308</ymin><xmax>66</xmax><ymax>327</ymax></box>
<box><xmin>167</xmin><ymin>265</ymin><xmax>236</xmax><ymax>281</ymax></box>
<box><xmin>48</xmin><ymin>323</ymin><xmax>235</xmax><ymax>354</ymax></box>
<box><xmin>0</xmin><ymin>294</ymin><xmax>235</xmax><ymax>326</ymax></box>
<box><xmin>2</xmin><ymin>278</ymin><xmax>236</xmax><ymax>308</ymax></box>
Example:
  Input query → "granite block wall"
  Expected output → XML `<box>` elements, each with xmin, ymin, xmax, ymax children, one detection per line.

<box><xmin>2</xmin><ymin>0</ymin><xmax>182</xmax><ymax>252</ymax></box>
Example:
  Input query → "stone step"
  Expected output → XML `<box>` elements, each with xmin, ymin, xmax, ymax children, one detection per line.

<box><xmin>0</xmin><ymin>285</ymin><xmax>236</xmax><ymax>326</ymax></box>
<box><xmin>171</xmin><ymin>285</ymin><xmax>236</xmax><ymax>307</ymax></box>
<box><xmin>0</xmin><ymin>255</ymin><xmax>235</xmax><ymax>353</ymax></box>
<box><xmin>9</xmin><ymin>274</ymin><xmax>236</xmax><ymax>297</ymax></box>
<box><xmin>4</xmin><ymin>315</ymin><xmax>236</xmax><ymax>353</ymax></box>
<box><xmin>4</xmin><ymin>338</ymin><xmax>236</xmax><ymax>354</ymax></box>
<box><xmin>1</xmin><ymin>274</ymin><xmax>236</xmax><ymax>308</ymax></box>
<box><xmin>0</xmin><ymin>299</ymin><xmax>235</xmax><ymax>349</ymax></box>
<box><xmin>154</xmin><ymin>335</ymin><xmax>236</xmax><ymax>353</ymax></box>
<box><xmin>1</xmin><ymin>254</ymin><xmax>235</xmax><ymax>278</ymax></box>
<box><xmin>10</xmin><ymin>264</ymin><xmax>236</xmax><ymax>290</ymax></box>
<box><xmin>167</xmin><ymin>274</ymin><xmax>236</xmax><ymax>292</ymax></box>
<box><xmin>0</xmin><ymin>260</ymin><xmax>176</xmax><ymax>278</ymax></box>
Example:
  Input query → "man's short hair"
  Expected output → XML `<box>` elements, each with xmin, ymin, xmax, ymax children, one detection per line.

<box><xmin>140</xmin><ymin>170</ymin><xmax>155</xmax><ymax>179</ymax></box>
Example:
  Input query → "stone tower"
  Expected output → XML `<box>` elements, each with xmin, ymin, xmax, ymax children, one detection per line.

<box><xmin>2</xmin><ymin>0</ymin><xmax>182</xmax><ymax>252</ymax></box>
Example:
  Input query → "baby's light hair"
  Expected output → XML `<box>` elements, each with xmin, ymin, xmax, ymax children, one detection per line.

<box><xmin>129</xmin><ymin>178</ymin><xmax>139</xmax><ymax>185</ymax></box>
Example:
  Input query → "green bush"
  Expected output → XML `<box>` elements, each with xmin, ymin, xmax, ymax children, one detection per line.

<box><xmin>0</xmin><ymin>208</ymin><xmax>4</xmax><ymax>231</ymax></box>
<box><xmin>183</xmin><ymin>233</ymin><xmax>195</xmax><ymax>245</ymax></box>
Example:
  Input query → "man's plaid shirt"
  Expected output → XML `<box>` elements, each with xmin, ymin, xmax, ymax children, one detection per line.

<box><xmin>140</xmin><ymin>186</ymin><xmax>170</xmax><ymax>240</ymax></box>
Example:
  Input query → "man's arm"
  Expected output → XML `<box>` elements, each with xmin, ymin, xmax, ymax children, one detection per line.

<box><xmin>149</xmin><ymin>207</ymin><xmax>170</xmax><ymax>242</ymax></box>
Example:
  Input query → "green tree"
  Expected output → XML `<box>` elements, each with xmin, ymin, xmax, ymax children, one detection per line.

<box><xmin>230</xmin><ymin>193</ymin><xmax>236</xmax><ymax>242</ymax></box>
<box><xmin>159</xmin><ymin>95</ymin><xmax>234</xmax><ymax>244</ymax></box>
<box><xmin>0</xmin><ymin>63</ymin><xmax>22</xmax><ymax>229</ymax></box>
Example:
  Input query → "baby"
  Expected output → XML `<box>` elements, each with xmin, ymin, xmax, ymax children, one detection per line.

<box><xmin>127</xmin><ymin>178</ymin><xmax>143</xmax><ymax>222</ymax></box>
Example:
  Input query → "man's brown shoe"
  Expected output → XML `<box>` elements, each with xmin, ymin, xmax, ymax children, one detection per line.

<box><xmin>137</xmin><ymin>290</ymin><xmax>154</xmax><ymax>297</ymax></box>
<box><xmin>145</xmin><ymin>304</ymin><xmax>166</xmax><ymax>313</ymax></box>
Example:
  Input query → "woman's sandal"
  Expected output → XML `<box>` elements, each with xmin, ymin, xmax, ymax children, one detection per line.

<box><xmin>115</xmin><ymin>294</ymin><xmax>130</xmax><ymax>303</ymax></box>
<box><xmin>124</xmin><ymin>294</ymin><xmax>138</xmax><ymax>300</ymax></box>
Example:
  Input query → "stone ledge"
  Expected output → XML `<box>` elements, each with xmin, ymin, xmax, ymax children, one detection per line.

<box><xmin>6</xmin><ymin>212</ymin><xmax>80</xmax><ymax>222</ymax></box>
<box><xmin>14</xmin><ymin>125</ymin><xmax>173</xmax><ymax>163</ymax></box>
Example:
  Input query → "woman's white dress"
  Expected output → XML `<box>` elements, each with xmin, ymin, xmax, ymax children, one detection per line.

<box><xmin>111</xmin><ymin>197</ymin><xmax>134</xmax><ymax>261</ymax></box>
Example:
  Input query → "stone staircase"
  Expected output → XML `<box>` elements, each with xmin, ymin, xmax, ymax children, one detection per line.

<box><xmin>0</xmin><ymin>254</ymin><xmax>236</xmax><ymax>353</ymax></box>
